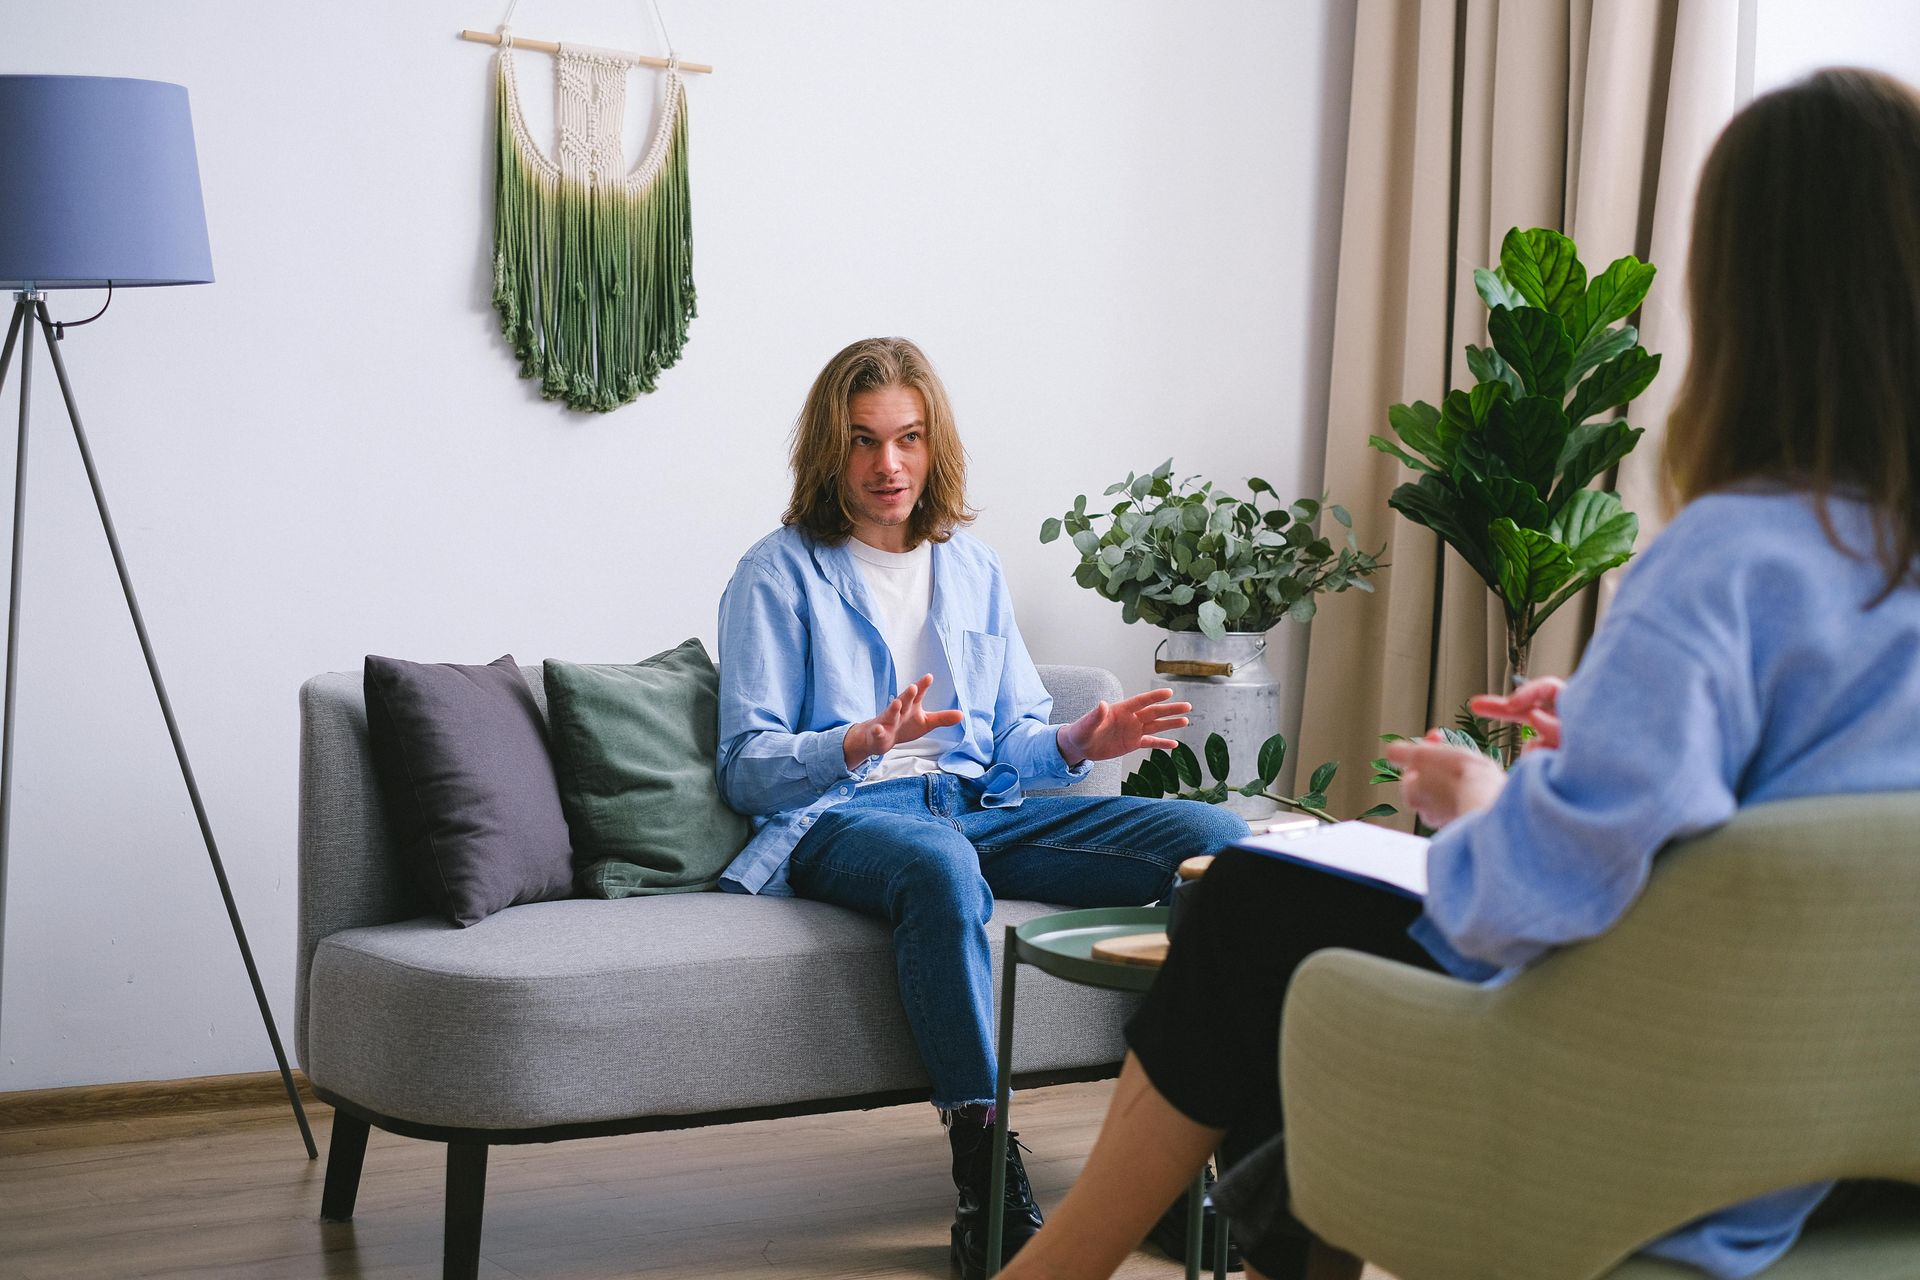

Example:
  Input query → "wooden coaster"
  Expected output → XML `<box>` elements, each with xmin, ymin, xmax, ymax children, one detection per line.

<box><xmin>1091</xmin><ymin>931</ymin><xmax>1170</xmax><ymax>968</ymax></box>
<box><xmin>1177</xmin><ymin>854</ymin><xmax>1214</xmax><ymax>882</ymax></box>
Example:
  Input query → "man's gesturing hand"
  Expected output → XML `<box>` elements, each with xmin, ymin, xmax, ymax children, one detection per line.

<box><xmin>843</xmin><ymin>674</ymin><xmax>966</xmax><ymax>769</ymax></box>
<box><xmin>1058</xmin><ymin>688</ymin><xmax>1191</xmax><ymax>767</ymax></box>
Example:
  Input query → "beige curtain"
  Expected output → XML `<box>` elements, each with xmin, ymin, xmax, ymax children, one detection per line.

<box><xmin>1299</xmin><ymin>0</ymin><xmax>1742</xmax><ymax>820</ymax></box>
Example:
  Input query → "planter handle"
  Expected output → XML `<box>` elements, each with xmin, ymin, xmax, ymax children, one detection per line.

<box><xmin>1153</xmin><ymin>635</ymin><xmax>1267</xmax><ymax>679</ymax></box>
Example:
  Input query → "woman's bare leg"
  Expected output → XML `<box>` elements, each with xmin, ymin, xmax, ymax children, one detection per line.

<box><xmin>997</xmin><ymin>1052</ymin><xmax>1222</xmax><ymax>1280</ymax></box>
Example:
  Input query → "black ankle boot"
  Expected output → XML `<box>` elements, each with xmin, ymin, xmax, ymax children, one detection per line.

<box><xmin>947</xmin><ymin>1112</ymin><xmax>1043</xmax><ymax>1279</ymax></box>
<box><xmin>1147</xmin><ymin>1162</ymin><xmax>1243</xmax><ymax>1272</ymax></box>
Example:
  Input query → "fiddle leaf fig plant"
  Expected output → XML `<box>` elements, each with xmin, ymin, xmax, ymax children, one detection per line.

<box><xmin>1040</xmin><ymin>461</ymin><xmax>1384</xmax><ymax>640</ymax></box>
<box><xmin>1370</xmin><ymin>227</ymin><xmax>1658</xmax><ymax>681</ymax></box>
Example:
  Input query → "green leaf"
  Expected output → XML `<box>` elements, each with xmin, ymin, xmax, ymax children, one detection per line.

<box><xmin>1550</xmin><ymin>421</ymin><xmax>1644</xmax><ymax>513</ymax></box>
<box><xmin>1567</xmin><ymin>324</ymin><xmax>1637</xmax><ymax>388</ymax></box>
<box><xmin>1172</xmin><ymin>742</ymin><xmax>1202</xmax><ymax>787</ymax></box>
<box><xmin>1571</xmin><ymin>256</ymin><xmax>1657</xmax><ymax>349</ymax></box>
<box><xmin>1548</xmin><ymin>489</ymin><xmax>1639</xmax><ymax>576</ymax></box>
<box><xmin>1247</xmin><ymin>476</ymin><xmax>1275</xmax><ymax>495</ymax></box>
<box><xmin>1257</xmin><ymin>734</ymin><xmax>1286</xmax><ymax>786</ymax></box>
<box><xmin>1473</xmin><ymin>267</ymin><xmax>1526</xmax><ymax>311</ymax></box>
<box><xmin>1331</xmin><ymin>505</ymin><xmax>1352</xmax><ymax>528</ymax></box>
<box><xmin>1357</xmin><ymin>803</ymin><xmax>1398</xmax><ymax>820</ymax></box>
<box><xmin>1205</xmin><ymin>733</ymin><xmax>1230</xmax><ymax>783</ymax></box>
<box><xmin>1308</xmin><ymin>760</ymin><xmax>1338</xmax><ymax>794</ymax></box>
<box><xmin>1152</xmin><ymin>458</ymin><xmax>1174</xmax><ymax>480</ymax></box>
<box><xmin>1534</xmin><ymin>491</ymin><xmax>1636</xmax><ymax>628</ymax></box>
<box><xmin>1196</xmin><ymin>599</ymin><xmax>1228</xmax><ymax>639</ymax></box>
<box><xmin>1071</xmin><ymin>529</ymin><xmax>1099</xmax><ymax>556</ymax></box>
<box><xmin>1385</xmin><ymin>400</ymin><xmax>1451</xmax><ymax>470</ymax></box>
<box><xmin>1490</xmin><ymin>518</ymin><xmax>1576</xmax><ymax>613</ymax></box>
<box><xmin>1369</xmin><ymin>434</ymin><xmax>1439</xmax><ymax>476</ymax></box>
<box><xmin>1488</xmin><ymin>306</ymin><xmax>1574</xmax><ymax>400</ymax></box>
<box><xmin>1099</xmin><ymin>544</ymin><xmax>1125</xmax><ymax>568</ymax></box>
<box><xmin>1486</xmin><ymin>395</ymin><xmax>1570</xmax><ymax>497</ymax></box>
<box><xmin>1039</xmin><ymin>517</ymin><xmax>1062</xmax><ymax>544</ymax></box>
<box><xmin>1148</xmin><ymin>748</ymin><xmax>1180</xmax><ymax>792</ymax></box>
<box><xmin>1462</xmin><ymin>474</ymin><xmax>1549</xmax><ymax>529</ymax></box>
<box><xmin>1499</xmin><ymin>228</ymin><xmax>1587</xmax><ymax>323</ymax></box>
<box><xmin>1388</xmin><ymin>476</ymin><xmax>1497</xmax><ymax>588</ymax></box>
<box><xmin>1566</xmin><ymin>347</ymin><xmax>1661</xmax><ymax>426</ymax></box>
<box><xmin>1438</xmin><ymin>381</ymin><xmax>1507</xmax><ymax>455</ymax></box>
<box><xmin>1466</xmin><ymin>343</ymin><xmax>1522</xmax><ymax>396</ymax></box>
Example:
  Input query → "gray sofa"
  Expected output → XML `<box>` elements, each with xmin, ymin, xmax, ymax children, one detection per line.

<box><xmin>296</xmin><ymin>663</ymin><xmax>1142</xmax><ymax>1280</ymax></box>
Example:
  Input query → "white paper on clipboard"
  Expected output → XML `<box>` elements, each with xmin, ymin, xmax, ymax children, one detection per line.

<box><xmin>1235</xmin><ymin>820</ymin><xmax>1430</xmax><ymax>900</ymax></box>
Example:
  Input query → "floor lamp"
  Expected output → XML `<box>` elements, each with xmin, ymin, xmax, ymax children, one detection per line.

<box><xmin>0</xmin><ymin>75</ymin><xmax>315</xmax><ymax>1158</ymax></box>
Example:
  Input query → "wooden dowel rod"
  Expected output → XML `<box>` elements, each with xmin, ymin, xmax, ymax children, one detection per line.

<box><xmin>458</xmin><ymin>29</ymin><xmax>714</xmax><ymax>74</ymax></box>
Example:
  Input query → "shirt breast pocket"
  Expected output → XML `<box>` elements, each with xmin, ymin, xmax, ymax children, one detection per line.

<box><xmin>958</xmin><ymin>630</ymin><xmax>1006</xmax><ymax>717</ymax></box>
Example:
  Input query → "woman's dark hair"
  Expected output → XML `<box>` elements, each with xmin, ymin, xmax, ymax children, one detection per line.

<box><xmin>1665</xmin><ymin>67</ymin><xmax>1920</xmax><ymax>598</ymax></box>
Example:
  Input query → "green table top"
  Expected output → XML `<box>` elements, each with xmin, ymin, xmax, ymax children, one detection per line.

<box><xmin>1011</xmin><ymin>905</ymin><xmax>1171</xmax><ymax>994</ymax></box>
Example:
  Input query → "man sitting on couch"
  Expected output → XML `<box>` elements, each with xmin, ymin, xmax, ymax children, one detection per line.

<box><xmin>714</xmin><ymin>336</ymin><xmax>1247</xmax><ymax>1279</ymax></box>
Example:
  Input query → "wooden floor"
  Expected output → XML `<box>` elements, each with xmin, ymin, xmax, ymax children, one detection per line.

<box><xmin>0</xmin><ymin>1080</ymin><xmax>1395</xmax><ymax>1280</ymax></box>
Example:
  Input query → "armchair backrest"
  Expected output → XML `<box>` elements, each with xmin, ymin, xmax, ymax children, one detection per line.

<box><xmin>1283</xmin><ymin>791</ymin><xmax>1920</xmax><ymax>1280</ymax></box>
<box><xmin>293</xmin><ymin>662</ymin><xmax>1122</xmax><ymax>1069</ymax></box>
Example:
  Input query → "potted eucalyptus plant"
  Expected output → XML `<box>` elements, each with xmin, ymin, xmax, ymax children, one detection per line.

<box><xmin>1041</xmin><ymin>462</ymin><xmax>1382</xmax><ymax>815</ymax></box>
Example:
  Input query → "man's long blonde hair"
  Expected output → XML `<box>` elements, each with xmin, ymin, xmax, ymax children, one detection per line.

<box><xmin>783</xmin><ymin>337</ymin><xmax>977</xmax><ymax>547</ymax></box>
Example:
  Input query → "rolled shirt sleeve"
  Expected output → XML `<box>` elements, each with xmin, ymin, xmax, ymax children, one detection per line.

<box><xmin>714</xmin><ymin>554</ymin><xmax>865</xmax><ymax>816</ymax></box>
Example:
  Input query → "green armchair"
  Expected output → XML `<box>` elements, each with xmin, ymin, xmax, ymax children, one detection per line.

<box><xmin>1279</xmin><ymin>792</ymin><xmax>1920</xmax><ymax>1280</ymax></box>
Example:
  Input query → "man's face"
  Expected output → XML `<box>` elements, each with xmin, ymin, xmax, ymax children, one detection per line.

<box><xmin>840</xmin><ymin>385</ymin><xmax>929</xmax><ymax>552</ymax></box>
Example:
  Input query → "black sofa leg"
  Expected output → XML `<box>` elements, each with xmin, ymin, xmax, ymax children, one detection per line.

<box><xmin>444</xmin><ymin>1141</ymin><xmax>489</xmax><ymax>1280</ymax></box>
<box><xmin>319</xmin><ymin>1112</ymin><xmax>370</xmax><ymax>1222</ymax></box>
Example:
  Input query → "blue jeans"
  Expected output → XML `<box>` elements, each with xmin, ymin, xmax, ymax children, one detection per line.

<box><xmin>787</xmin><ymin>772</ymin><xmax>1249</xmax><ymax>1109</ymax></box>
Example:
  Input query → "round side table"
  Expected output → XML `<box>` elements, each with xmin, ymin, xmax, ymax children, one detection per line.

<box><xmin>986</xmin><ymin>905</ymin><xmax>1232</xmax><ymax>1279</ymax></box>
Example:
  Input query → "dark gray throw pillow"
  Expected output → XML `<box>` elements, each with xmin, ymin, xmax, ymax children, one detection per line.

<box><xmin>544</xmin><ymin>640</ymin><xmax>751</xmax><ymax>897</ymax></box>
<box><xmin>364</xmin><ymin>654</ymin><xmax>575</xmax><ymax>927</ymax></box>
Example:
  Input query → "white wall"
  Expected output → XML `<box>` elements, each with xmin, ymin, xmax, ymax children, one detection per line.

<box><xmin>0</xmin><ymin>1</ymin><xmax>1357</xmax><ymax>1089</ymax></box>
<box><xmin>1752</xmin><ymin>0</ymin><xmax>1920</xmax><ymax>95</ymax></box>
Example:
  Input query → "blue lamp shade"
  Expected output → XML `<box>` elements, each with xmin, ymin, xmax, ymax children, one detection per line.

<box><xmin>0</xmin><ymin>75</ymin><xmax>213</xmax><ymax>289</ymax></box>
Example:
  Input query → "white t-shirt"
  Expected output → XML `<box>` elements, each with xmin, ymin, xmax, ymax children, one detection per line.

<box><xmin>846</xmin><ymin>537</ymin><xmax>961</xmax><ymax>784</ymax></box>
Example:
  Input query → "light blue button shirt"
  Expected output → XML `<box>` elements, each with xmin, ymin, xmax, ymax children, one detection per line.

<box><xmin>1412</xmin><ymin>487</ymin><xmax>1920</xmax><ymax>1278</ymax></box>
<box><xmin>714</xmin><ymin>525</ymin><xmax>1090</xmax><ymax>896</ymax></box>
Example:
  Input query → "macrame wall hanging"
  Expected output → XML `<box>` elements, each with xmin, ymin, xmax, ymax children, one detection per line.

<box><xmin>462</xmin><ymin>7</ymin><xmax>711</xmax><ymax>412</ymax></box>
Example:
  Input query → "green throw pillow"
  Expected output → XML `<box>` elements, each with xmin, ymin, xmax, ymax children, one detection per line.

<box><xmin>543</xmin><ymin>641</ymin><xmax>750</xmax><ymax>897</ymax></box>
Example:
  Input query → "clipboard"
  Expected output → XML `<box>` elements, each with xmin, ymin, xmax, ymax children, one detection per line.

<box><xmin>1234</xmin><ymin>819</ymin><xmax>1430</xmax><ymax>900</ymax></box>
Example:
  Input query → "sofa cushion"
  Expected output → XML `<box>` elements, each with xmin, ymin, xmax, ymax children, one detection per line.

<box><xmin>363</xmin><ymin>654</ymin><xmax>575</xmax><ymax>927</ymax></box>
<box><xmin>543</xmin><ymin>642</ymin><xmax>750</xmax><ymax>898</ymax></box>
<box><xmin>303</xmin><ymin>894</ymin><xmax>1138</xmax><ymax>1130</ymax></box>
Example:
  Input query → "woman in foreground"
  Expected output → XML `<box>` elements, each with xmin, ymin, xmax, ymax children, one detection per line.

<box><xmin>999</xmin><ymin>66</ymin><xmax>1920</xmax><ymax>1280</ymax></box>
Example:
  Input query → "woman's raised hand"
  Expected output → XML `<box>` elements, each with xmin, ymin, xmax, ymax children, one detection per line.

<box><xmin>1468</xmin><ymin>676</ymin><xmax>1565</xmax><ymax>751</ymax></box>
<box><xmin>1382</xmin><ymin>731</ymin><xmax>1509</xmax><ymax>828</ymax></box>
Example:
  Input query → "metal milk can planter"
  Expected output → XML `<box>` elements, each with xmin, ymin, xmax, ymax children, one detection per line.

<box><xmin>1154</xmin><ymin>630</ymin><xmax>1280</xmax><ymax>821</ymax></box>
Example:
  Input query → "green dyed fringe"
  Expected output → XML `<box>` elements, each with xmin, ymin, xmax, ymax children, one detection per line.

<box><xmin>491</xmin><ymin>71</ymin><xmax>696</xmax><ymax>413</ymax></box>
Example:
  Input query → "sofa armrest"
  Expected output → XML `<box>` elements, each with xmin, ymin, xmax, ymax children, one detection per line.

<box><xmin>1033</xmin><ymin>664</ymin><xmax>1125</xmax><ymax>798</ymax></box>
